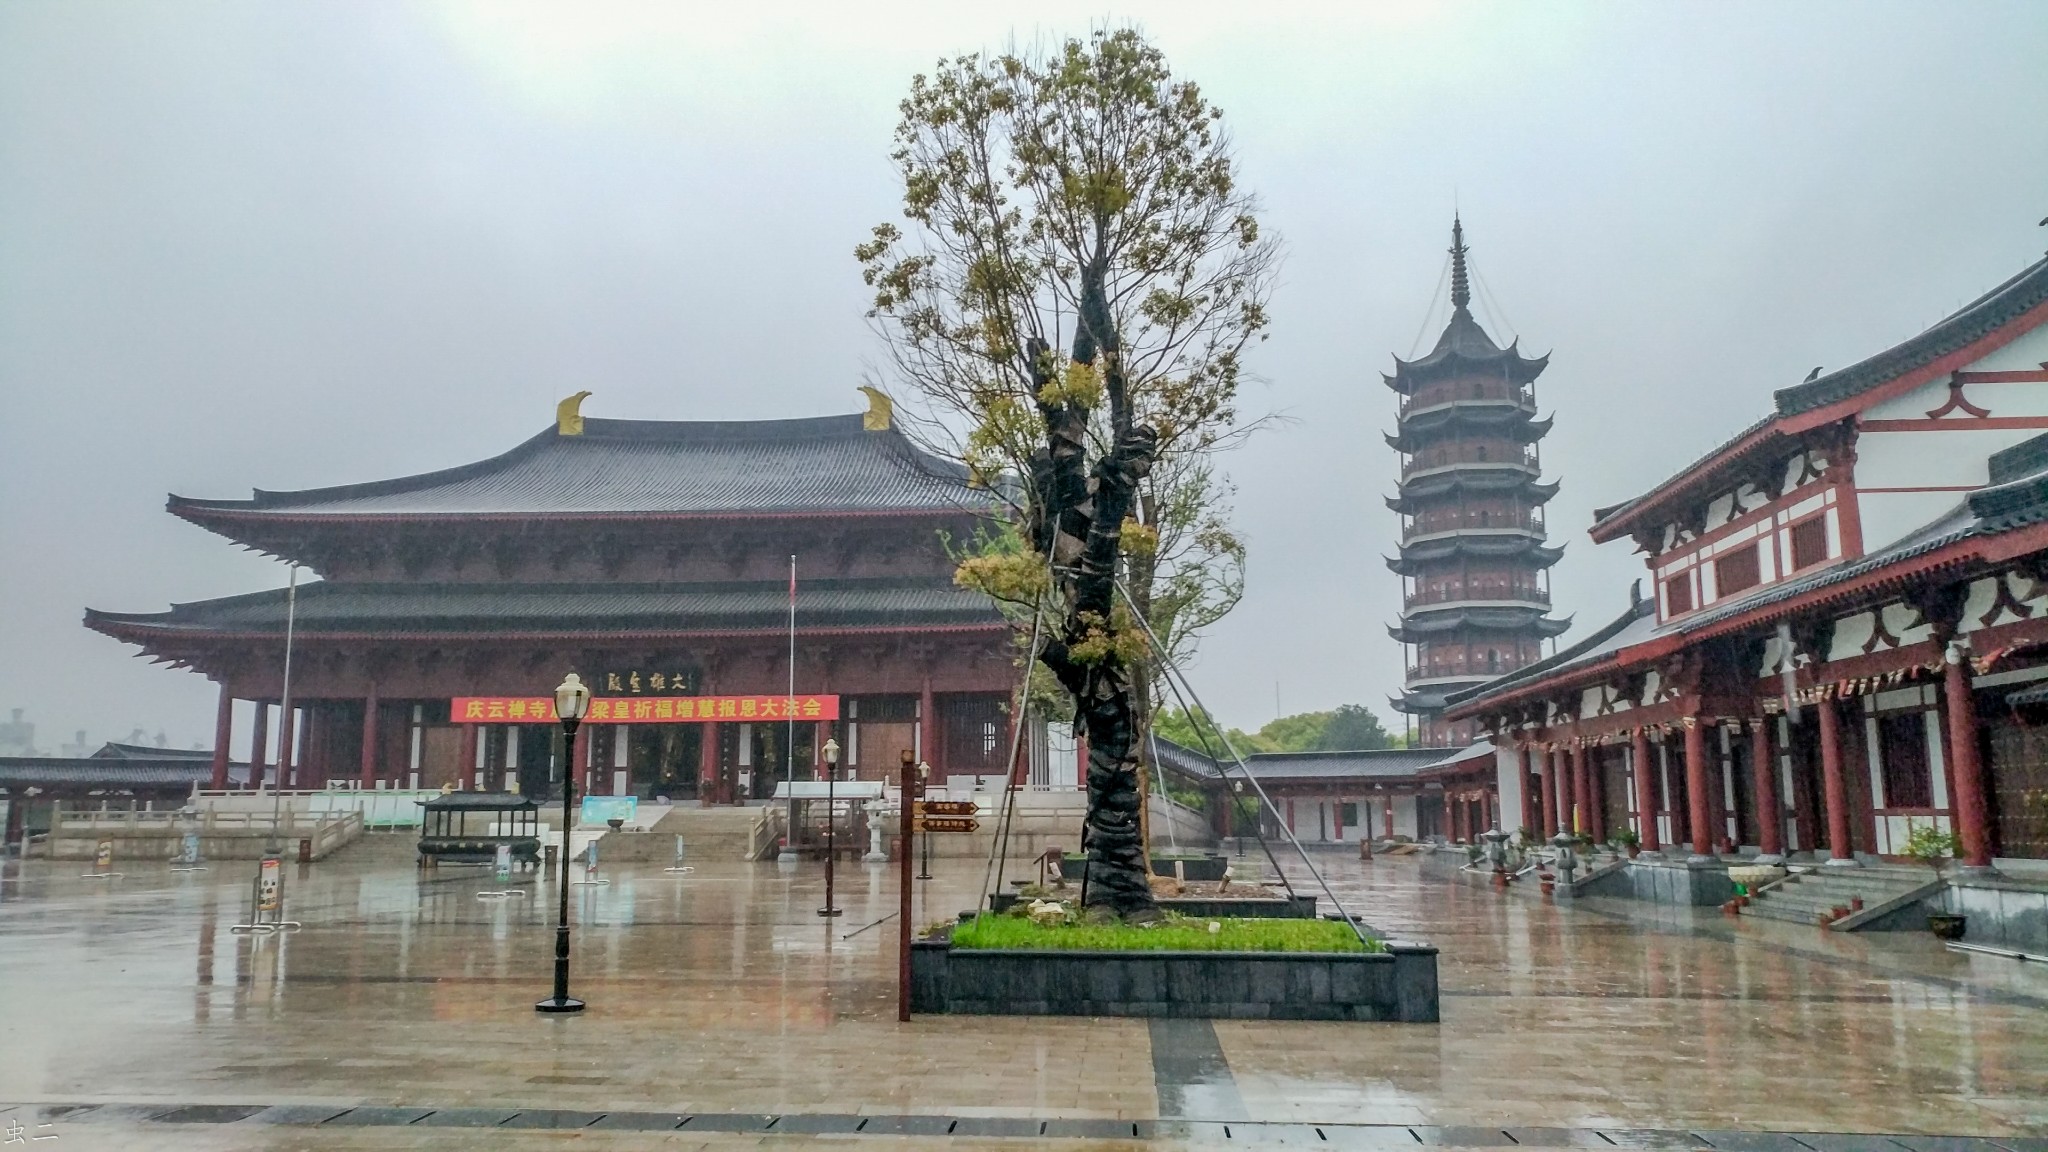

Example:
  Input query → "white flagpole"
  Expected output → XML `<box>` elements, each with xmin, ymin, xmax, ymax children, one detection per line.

<box><xmin>266</xmin><ymin>564</ymin><xmax>298</xmax><ymax>854</ymax></box>
<box><xmin>787</xmin><ymin>554</ymin><xmax>797</xmax><ymax>789</ymax></box>
<box><xmin>778</xmin><ymin>554</ymin><xmax>797</xmax><ymax>864</ymax></box>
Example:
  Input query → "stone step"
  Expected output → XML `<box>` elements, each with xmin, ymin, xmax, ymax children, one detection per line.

<box><xmin>1779</xmin><ymin>874</ymin><xmax>1927</xmax><ymax>900</ymax></box>
<box><xmin>1740</xmin><ymin>899</ymin><xmax>1835</xmax><ymax>925</ymax></box>
<box><xmin>598</xmin><ymin>806</ymin><xmax>768</xmax><ymax>861</ymax></box>
<box><xmin>1748</xmin><ymin>892</ymin><xmax>1852</xmax><ymax>917</ymax></box>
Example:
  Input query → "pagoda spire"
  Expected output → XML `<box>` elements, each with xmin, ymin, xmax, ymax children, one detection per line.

<box><xmin>1449</xmin><ymin>214</ymin><xmax>1471</xmax><ymax>313</ymax></box>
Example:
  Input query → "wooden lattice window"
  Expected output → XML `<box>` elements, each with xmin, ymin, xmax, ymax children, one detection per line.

<box><xmin>1789</xmin><ymin>517</ymin><xmax>1829</xmax><ymax>571</ymax></box>
<box><xmin>1715</xmin><ymin>544</ymin><xmax>1762</xmax><ymax>598</ymax></box>
<box><xmin>1664</xmin><ymin>573</ymin><xmax>1693</xmax><ymax>616</ymax></box>
<box><xmin>1877</xmin><ymin>712</ymin><xmax>1933</xmax><ymax>809</ymax></box>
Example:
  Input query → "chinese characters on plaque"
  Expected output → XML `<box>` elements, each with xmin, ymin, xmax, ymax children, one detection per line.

<box><xmin>450</xmin><ymin>694</ymin><xmax>839</xmax><ymax>724</ymax></box>
<box><xmin>593</xmin><ymin>669</ymin><xmax>702</xmax><ymax>695</ymax></box>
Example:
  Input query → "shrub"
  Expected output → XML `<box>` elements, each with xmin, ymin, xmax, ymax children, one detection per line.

<box><xmin>948</xmin><ymin>913</ymin><xmax>1378</xmax><ymax>953</ymax></box>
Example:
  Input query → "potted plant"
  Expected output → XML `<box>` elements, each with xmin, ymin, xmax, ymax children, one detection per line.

<box><xmin>1903</xmin><ymin>822</ymin><xmax>1966</xmax><ymax>940</ymax></box>
<box><xmin>1614</xmin><ymin>829</ymin><xmax>1641</xmax><ymax>859</ymax></box>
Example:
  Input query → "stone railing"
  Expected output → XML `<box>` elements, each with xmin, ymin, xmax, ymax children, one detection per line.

<box><xmin>49</xmin><ymin>804</ymin><xmax>364</xmax><ymax>861</ymax></box>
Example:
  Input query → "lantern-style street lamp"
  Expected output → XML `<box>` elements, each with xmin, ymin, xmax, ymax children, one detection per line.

<box><xmin>536</xmin><ymin>672</ymin><xmax>590</xmax><ymax>1014</ymax></box>
<box><xmin>817</xmin><ymin>737</ymin><xmax>843</xmax><ymax>917</ymax></box>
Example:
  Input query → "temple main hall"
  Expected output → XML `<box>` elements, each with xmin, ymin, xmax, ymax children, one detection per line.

<box><xmin>85</xmin><ymin>393</ymin><xmax>1014</xmax><ymax>804</ymax></box>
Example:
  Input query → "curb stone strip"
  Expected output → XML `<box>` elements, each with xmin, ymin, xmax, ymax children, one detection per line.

<box><xmin>16</xmin><ymin>1102</ymin><xmax>2045</xmax><ymax>1147</ymax></box>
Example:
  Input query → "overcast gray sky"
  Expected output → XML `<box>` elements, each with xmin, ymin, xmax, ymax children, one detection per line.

<box><xmin>2</xmin><ymin>1</ymin><xmax>2045</xmax><ymax>750</ymax></box>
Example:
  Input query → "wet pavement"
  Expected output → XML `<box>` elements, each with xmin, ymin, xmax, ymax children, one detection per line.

<box><xmin>1</xmin><ymin>839</ymin><xmax>2045</xmax><ymax>1150</ymax></box>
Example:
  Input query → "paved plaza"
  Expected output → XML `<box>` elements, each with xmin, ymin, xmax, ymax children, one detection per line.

<box><xmin>2</xmin><ymin>841</ymin><xmax>2046</xmax><ymax>1151</ymax></box>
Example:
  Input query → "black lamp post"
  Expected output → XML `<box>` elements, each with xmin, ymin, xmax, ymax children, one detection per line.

<box><xmin>536</xmin><ymin>672</ymin><xmax>590</xmax><ymax>1014</ymax></box>
<box><xmin>817</xmin><ymin>737</ymin><xmax>842</xmax><ymax>917</ymax></box>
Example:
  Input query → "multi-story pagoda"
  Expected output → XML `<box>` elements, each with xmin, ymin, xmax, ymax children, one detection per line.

<box><xmin>85</xmin><ymin>393</ymin><xmax>1014</xmax><ymax>803</ymax></box>
<box><xmin>1386</xmin><ymin>218</ymin><xmax>1568</xmax><ymax>746</ymax></box>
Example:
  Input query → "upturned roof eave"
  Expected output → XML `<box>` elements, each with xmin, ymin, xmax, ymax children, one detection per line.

<box><xmin>1383</xmin><ymin>346</ymin><xmax>1551</xmax><ymax>393</ymax></box>
<box><xmin>169</xmin><ymin>502</ymin><xmax>991</xmax><ymax>526</ymax></box>
<box><xmin>1590</xmin><ymin>255</ymin><xmax>2048</xmax><ymax>546</ymax></box>
<box><xmin>1587</xmin><ymin>419</ymin><xmax>1787</xmax><ymax>544</ymax></box>
<box><xmin>1447</xmin><ymin>515</ymin><xmax>2048</xmax><ymax>723</ymax></box>
<box><xmin>85</xmin><ymin>616</ymin><xmax>1010</xmax><ymax>647</ymax></box>
<box><xmin>1773</xmin><ymin>256</ymin><xmax>2048</xmax><ymax>418</ymax></box>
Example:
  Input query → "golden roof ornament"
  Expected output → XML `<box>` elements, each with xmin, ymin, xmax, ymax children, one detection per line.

<box><xmin>858</xmin><ymin>385</ymin><xmax>893</xmax><ymax>431</ymax></box>
<box><xmin>556</xmin><ymin>391</ymin><xmax>592</xmax><ymax>436</ymax></box>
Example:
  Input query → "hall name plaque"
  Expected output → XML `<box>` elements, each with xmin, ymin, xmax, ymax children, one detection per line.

<box><xmin>452</xmin><ymin>694</ymin><xmax>839</xmax><ymax>723</ymax></box>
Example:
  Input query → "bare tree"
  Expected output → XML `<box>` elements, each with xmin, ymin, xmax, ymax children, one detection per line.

<box><xmin>857</xmin><ymin>28</ymin><xmax>1276</xmax><ymax>917</ymax></box>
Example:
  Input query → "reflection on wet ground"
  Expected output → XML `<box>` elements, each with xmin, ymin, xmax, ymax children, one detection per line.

<box><xmin>0</xmin><ymin>840</ymin><xmax>2044</xmax><ymax>1150</ymax></box>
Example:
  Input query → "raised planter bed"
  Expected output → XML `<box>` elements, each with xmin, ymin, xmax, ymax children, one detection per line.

<box><xmin>990</xmin><ymin>891</ymin><xmax>1317</xmax><ymax>919</ymax></box>
<box><xmin>911</xmin><ymin>927</ymin><xmax>1438</xmax><ymax>1021</ymax></box>
<box><xmin>1062</xmin><ymin>853</ymin><xmax>1230</xmax><ymax>882</ymax></box>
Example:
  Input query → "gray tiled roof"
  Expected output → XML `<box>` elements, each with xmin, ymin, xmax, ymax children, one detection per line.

<box><xmin>1149</xmin><ymin>739</ymin><xmax>1462</xmax><ymax>782</ymax></box>
<box><xmin>87</xmin><ymin>577</ymin><xmax>1004</xmax><ymax>637</ymax></box>
<box><xmin>0</xmin><ymin>757</ymin><xmax>246</xmax><ymax>788</ymax></box>
<box><xmin>1593</xmin><ymin>253</ymin><xmax>2048</xmax><ymax>535</ymax></box>
<box><xmin>91</xmin><ymin>742</ymin><xmax>209</xmax><ymax>761</ymax></box>
<box><xmin>1774</xmin><ymin>255</ymin><xmax>2048</xmax><ymax>417</ymax></box>
<box><xmin>1445</xmin><ymin>596</ymin><xmax>1659</xmax><ymax>714</ymax></box>
<box><xmin>1384</xmin><ymin>308</ymin><xmax>1549</xmax><ymax>390</ymax></box>
<box><xmin>1453</xmin><ymin>440</ymin><xmax>2048</xmax><ymax>716</ymax></box>
<box><xmin>170</xmin><ymin>414</ymin><xmax>984</xmax><ymax>518</ymax></box>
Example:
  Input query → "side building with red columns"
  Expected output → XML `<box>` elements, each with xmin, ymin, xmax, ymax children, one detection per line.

<box><xmin>1444</xmin><ymin>248</ymin><xmax>2048</xmax><ymax>942</ymax></box>
<box><xmin>85</xmin><ymin>394</ymin><xmax>1013</xmax><ymax>804</ymax></box>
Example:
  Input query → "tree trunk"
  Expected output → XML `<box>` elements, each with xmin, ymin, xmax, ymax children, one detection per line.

<box><xmin>1023</xmin><ymin>280</ymin><xmax>1160</xmax><ymax>917</ymax></box>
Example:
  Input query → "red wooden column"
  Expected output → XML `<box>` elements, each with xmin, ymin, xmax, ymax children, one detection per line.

<box><xmin>699</xmin><ymin>722</ymin><xmax>720</xmax><ymax>805</ymax></box>
<box><xmin>278</xmin><ymin>706</ymin><xmax>299</xmax><ymax>790</ymax></box>
<box><xmin>1750</xmin><ymin>720</ymin><xmax>1784</xmax><ymax>858</ymax></box>
<box><xmin>1383</xmin><ymin>796</ymin><xmax>1395</xmax><ymax>839</ymax></box>
<box><xmin>1942</xmin><ymin>647</ymin><xmax>1995</xmax><ymax>869</ymax></box>
<box><xmin>302</xmin><ymin>707</ymin><xmax>321</xmax><ymax>788</ymax></box>
<box><xmin>1005</xmin><ymin>707</ymin><xmax>1028</xmax><ymax>787</ymax></box>
<box><xmin>1571</xmin><ymin>743</ymin><xmax>1590</xmax><ymax>836</ymax></box>
<box><xmin>360</xmin><ymin>688</ymin><xmax>380</xmax><ymax>787</ymax></box>
<box><xmin>1587</xmin><ymin>747</ymin><xmax>1607</xmax><ymax>842</ymax></box>
<box><xmin>1818</xmin><ymin>696</ymin><xmax>1855</xmax><ymax>864</ymax></box>
<box><xmin>1631</xmin><ymin>727</ymin><xmax>1660</xmax><ymax>853</ymax></box>
<box><xmin>1539</xmin><ymin>748</ymin><xmax>1559</xmax><ymax>836</ymax></box>
<box><xmin>210</xmin><ymin>686</ymin><xmax>233</xmax><ymax>791</ymax></box>
<box><xmin>1683</xmin><ymin>719</ymin><xmax>1713</xmax><ymax>857</ymax></box>
<box><xmin>248</xmin><ymin>704</ymin><xmax>269</xmax><ymax>790</ymax></box>
<box><xmin>1706</xmin><ymin>728</ymin><xmax>1730</xmax><ymax>853</ymax></box>
<box><xmin>458</xmin><ymin>724</ymin><xmax>478</xmax><ymax>791</ymax></box>
<box><xmin>1517</xmin><ymin>744</ymin><xmax>1537</xmax><ymax>834</ymax></box>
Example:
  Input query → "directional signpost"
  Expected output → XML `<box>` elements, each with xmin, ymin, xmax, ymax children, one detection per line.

<box><xmin>899</xmin><ymin>783</ymin><xmax>984</xmax><ymax>1021</ymax></box>
<box><xmin>915</xmin><ymin>800</ymin><xmax>979</xmax><ymax>835</ymax></box>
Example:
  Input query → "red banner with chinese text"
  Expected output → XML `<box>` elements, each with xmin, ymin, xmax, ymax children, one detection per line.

<box><xmin>451</xmin><ymin>695</ymin><xmax>839</xmax><ymax>724</ymax></box>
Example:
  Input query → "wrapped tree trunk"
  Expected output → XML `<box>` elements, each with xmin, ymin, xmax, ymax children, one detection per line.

<box><xmin>1026</xmin><ymin>270</ymin><xmax>1159</xmax><ymax>917</ymax></box>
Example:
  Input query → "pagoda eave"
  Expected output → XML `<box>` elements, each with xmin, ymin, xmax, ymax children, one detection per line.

<box><xmin>1383</xmin><ymin>347</ymin><xmax>1550</xmax><ymax>394</ymax></box>
<box><xmin>1386</xmin><ymin>544</ymin><xmax>1565</xmax><ymax>577</ymax></box>
<box><xmin>1386</xmin><ymin>477</ymin><xmax>1558</xmax><ymax>513</ymax></box>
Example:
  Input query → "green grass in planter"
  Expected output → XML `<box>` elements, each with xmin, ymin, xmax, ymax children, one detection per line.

<box><xmin>950</xmin><ymin>914</ymin><xmax>1378</xmax><ymax>953</ymax></box>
